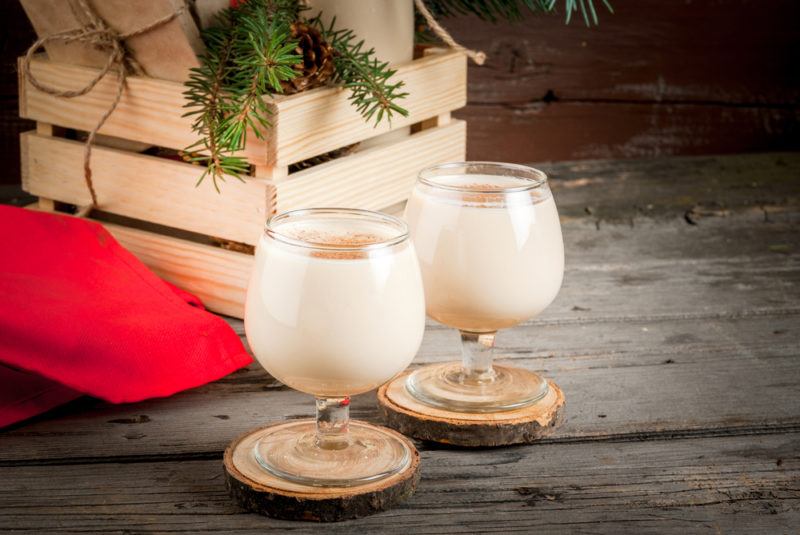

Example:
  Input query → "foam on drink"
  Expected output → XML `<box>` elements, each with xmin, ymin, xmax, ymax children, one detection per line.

<box><xmin>245</xmin><ymin>215</ymin><xmax>426</xmax><ymax>397</ymax></box>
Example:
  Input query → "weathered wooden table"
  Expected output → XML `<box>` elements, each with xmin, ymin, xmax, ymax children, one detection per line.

<box><xmin>2</xmin><ymin>153</ymin><xmax>798</xmax><ymax>533</ymax></box>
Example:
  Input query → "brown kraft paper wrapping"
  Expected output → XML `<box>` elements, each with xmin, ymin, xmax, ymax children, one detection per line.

<box><xmin>20</xmin><ymin>0</ymin><xmax>203</xmax><ymax>82</ymax></box>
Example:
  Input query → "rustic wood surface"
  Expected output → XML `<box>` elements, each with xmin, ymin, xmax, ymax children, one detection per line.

<box><xmin>447</xmin><ymin>0</ymin><xmax>800</xmax><ymax>161</ymax></box>
<box><xmin>1</xmin><ymin>153</ymin><xmax>799</xmax><ymax>532</ymax></box>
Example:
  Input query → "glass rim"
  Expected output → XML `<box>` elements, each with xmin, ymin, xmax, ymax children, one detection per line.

<box><xmin>264</xmin><ymin>207</ymin><xmax>409</xmax><ymax>252</ymax></box>
<box><xmin>418</xmin><ymin>161</ymin><xmax>548</xmax><ymax>194</ymax></box>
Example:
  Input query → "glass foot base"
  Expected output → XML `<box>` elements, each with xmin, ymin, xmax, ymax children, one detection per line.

<box><xmin>405</xmin><ymin>362</ymin><xmax>549</xmax><ymax>413</ymax></box>
<box><xmin>253</xmin><ymin>420</ymin><xmax>412</xmax><ymax>487</ymax></box>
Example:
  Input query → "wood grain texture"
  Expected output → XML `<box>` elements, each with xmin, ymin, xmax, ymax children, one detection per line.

<box><xmin>103</xmin><ymin>222</ymin><xmax>253</xmax><ymax>319</ymax></box>
<box><xmin>1</xmin><ymin>312</ymin><xmax>797</xmax><ymax>464</ymax></box>
<box><xmin>0</xmin><ymin>153</ymin><xmax>798</xmax><ymax>532</ymax></box>
<box><xmin>1</xmin><ymin>153</ymin><xmax>798</xmax><ymax>465</ymax></box>
<box><xmin>19</xmin><ymin>120</ymin><xmax>465</xmax><ymax>235</ymax></box>
<box><xmin>224</xmin><ymin>423</ymin><xmax>420</xmax><ymax>521</ymax></box>
<box><xmin>442</xmin><ymin>0</ymin><xmax>800</xmax><ymax>162</ymax></box>
<box><xmin>378</xmin><ymin>377</ymin><xmax>565</xmax><ymax>446</ymax></box>
<box><xmin>448</xmin><ymin>0</ymin><xmax>800</xmax><ymax>105</ymax></box>
<box><xmin>265</xmin><ymin>50</ymin><xmax>466</xmax><ymax>166</ymax></box>
<box><xmin>457</xmin><ymin>101</ymin><xmax>800</xmax><ymax>162</ymax></box>
<box><xmin>18</xmin><ymin>51</ymin><xmax>466</xmax><ymax>167</ymax></box>
<box><xmin>17</xmin><ymin>55</ymin><xmax>270</xmax><ymax>161</ymax></box>
<box><xmin>20</xmin><ymin>131</ymin><xmax>272</xmax><ymax>245</ymax></box>
<box><xmin>275</xmin><ymin>120</ymin><xmax>466</xmax><ymax>212</ymax></box>
<box><xmin>1</xmin><ymin>433</ymin><xmax>797</xmax><ymax>533</ymax></box>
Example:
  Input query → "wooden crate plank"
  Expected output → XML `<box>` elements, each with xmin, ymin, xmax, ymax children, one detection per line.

<box><xmin>267</xmin><ymin>50</ymin><xmax>467</xmax><ymax>165</ymax></box>
<box><xmin>18</xmin><ymin>56</ymin><xmax>264</xmax><ymax>166</ymax></box>
<box><xmin>103</xmin><ymin>222</ymin><xmax>253</xmax><ymax>319</ymax></box>
<box><xmin>276</xmin><ymin>120</ymin><xmax>466</xmax><ymax>211</ymax></box>
<box><xmin>20</xmin><ymin>131</ymin><xmax>272</xmax><ymax>246</ymax></box>
<box><xmin>0</xmin><ymin>433</ymin><xmax>797</xmax><ymax>533</ymax></box>
<box><xmin>1</xmin><ymin>311</ymin><xmax>797</xmax><ymax>463</ymax></box>
<box><xmin>18</xmin><ymin>51</ymin><xmax>467</xmax><ymax>167</ymax></box>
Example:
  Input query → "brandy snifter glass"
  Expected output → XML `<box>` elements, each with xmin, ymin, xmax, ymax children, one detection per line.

<box><xmin>403</xmin><ymin>162</ymin><xmax>564</xmax><ymax>412</ymax></box>
<box><xmin>244</xmin><ymin>208</ymin><xmax>425</xmax><ymax>486</ymax></box>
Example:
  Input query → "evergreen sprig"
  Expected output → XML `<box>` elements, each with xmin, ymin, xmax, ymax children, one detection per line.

<box><xmin>183</xmin><ymin>0</ymin><xmax>302</xmax><ymax>190</ymax></box>
<box><xmin>311</xmin><ymin>16</ymin><xmax>409</xmax><ymax>125</ymax></box>
<box><xmin>424</xmin><ymin>0</ymin><xmax>613</xmax><ymax>25</ymax></box>
<box><xmin>183</xmin><ymin>0</ymin><xmax>408</xmax><ymax>190</ymax></box>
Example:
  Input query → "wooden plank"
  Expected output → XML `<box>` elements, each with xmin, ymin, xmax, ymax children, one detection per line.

<box><xmin>275</xmin><ymin>120</ymin><xmax>466</xmax><ymax>212</ymax></box>
<box><xmin>449</xmin><ymin>0</ymin><xmax>800</xmax><ymax>105</ymax></box>
<box><xmin>18</xmin><ymin>56</ymin><xmax>267</xmax><ymax>165</ymax></box>
<box><xmin>266</xmin><ymin>50</ymin><xmax>467</xmax><ymax>166</ymax></box>
<box><xmin>18</xmin><ymin>51</ymin><xmax>466</xmax><ymax>167</ymax></box>
<box><xmin>0</xmin><ymin>433</ymin><xmax>797</xmax><ymax>532</ymax></box>
<box><xmin>20</xmin><ymin>131</ymin><xmax>273</xmax><ymax>246</ymax></box>
<box><xmin>1</xmin><ymin>312</ymin><xmax>797</xmax><ymax>463</ymax></box>
<box><xmin>103</xmin><ymin>222</ymin><xmax>253</xmax><ymax>319</ymax></box>
<box><xmin>456</xmin><ymin>102</ymin><xmax>800</xmax><ymax>162</ymax></box>
<box><xmin>543</xmin><ymin>152</ymin><xmax>800</xmax><ymax>223</ymax></box>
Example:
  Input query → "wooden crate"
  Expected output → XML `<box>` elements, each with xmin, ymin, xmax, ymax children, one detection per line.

<box><xmin>18</xmin><ymin>50</ymin><xmax>467</xmax><ymax>318</ymax></box>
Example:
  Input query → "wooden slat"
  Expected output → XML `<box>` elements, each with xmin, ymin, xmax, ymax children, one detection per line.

<box><xmin>0</xmin><ymin>433</ymin><xmax>797</xmax><ymax>532</ymax></box>
<box><xmin>275</xmin><ymin>120</ymin><xmax>466</xmax><ymax>212</ymax></box>
<box><xmin>451</xmin><ymin>0</ymin><xmax>800</xmax><ymax>106</ymax></box>
<box><xmin>18</xmin><ymin>56</ymin><xmax>266</xmax><ymax>165</ymax></box>
<box><xmin>456</xmin><ymin>101</ymin><xmax>800</xmax><ymax>162</ymax></box>
<box><xmin>20</xmin><ymin>131</ymin><xmax>272</xmax><ymax>246</ymax></box>
<box><xmin>103</xmin><ymin>222</ymin><xmax>253</xmax><ymax>319</ymax></box>
<box><xmin>265</xmin><ymin>50</ymin><xmax>466</xmax><ymax>165</ymax></box>
<box><xmin>19</xmin><ymin>122</ymin><xmax>465</xmax><ymax>247</ymax></box>
<box><xmin>18</xmin><ymin>51</ymin><xmax>467</xmax><ymax>166</ymax></box>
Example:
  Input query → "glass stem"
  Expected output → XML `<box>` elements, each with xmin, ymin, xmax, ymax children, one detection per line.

<box><xmin>315</xmin><ymin>396</ymin><xmax>350</xmax><ymax>450</ymax></box>
<box><xmin>460</xmin><ymin>330</ymin><xmax>497</xmax><ymax>385</ymax></box>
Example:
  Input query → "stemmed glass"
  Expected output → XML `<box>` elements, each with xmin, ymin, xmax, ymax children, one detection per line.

<box><xmin>403</xmin><ymin>162</ymin><xmax>564</xmax><ymax>412</ymax></box>
<box><xmin>244</xmin><ymin>208</ymin><xmax>425</xmax><ymax>486</ymax></box>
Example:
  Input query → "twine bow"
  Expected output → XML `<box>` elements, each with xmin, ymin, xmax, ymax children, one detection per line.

<box><xmin>22</xmin><ymin>0</ymin><xmax>188</xmax><ymax>214</ymax></box>
<box><xmin>414</xmin><ymin>0</ymin><xmax>487</xmax><ymax>65</ymax></box>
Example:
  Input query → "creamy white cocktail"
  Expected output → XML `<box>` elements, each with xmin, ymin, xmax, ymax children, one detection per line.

<box><xmin>406</xmin><ymin>174</ymin><xmax>563</xmax><ymax>333</ymax></box>
<box><xmin>246</xmin><ymin>215</ymin><xmax>425</xmax><ymax>397</ymax></box>
<box><xmin>403</xmin><ymin>163</ymin><xmax>565</xmax><ymax>413</ymax></box>
<box><xmin>244</xmin><ymin>208</ymin><xmax>425</xmax><ymax>487</ymax></box>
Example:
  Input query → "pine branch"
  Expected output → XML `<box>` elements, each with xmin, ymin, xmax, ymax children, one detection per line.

<box><xmin>423</xmin><ymin>0</ymin><xmax>613</xmax><ymax>25</ymax></box>
<box><xmin>312</xmin><ymin>16</ymin><xmax>409</xmax><ymax>125</ymax></box>
<box><xmin>182</xmin><ymin>0</ymin><xmax>301</xmax><ymax>189</ymax></box>
<box><xmin>184</xmin><ymin>0</ymin><xmax>409</xmax><ymax>190</ymax></box>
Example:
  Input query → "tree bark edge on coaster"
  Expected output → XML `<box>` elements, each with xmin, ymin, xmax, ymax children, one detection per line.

<box><xmin>377</xmin><ymin>373</ymin><xmax>565</xmax><ymax>447</ymax></box>
<box><xmin>223</xmin><ymin>423</ymin><xmax>421</xmax><ymax>522</ymax></box>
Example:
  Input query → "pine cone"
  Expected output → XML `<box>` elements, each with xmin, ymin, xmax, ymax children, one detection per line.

<box><xmin>282</xmin><ymin>22</ymin><xmax>335</xmax><ymax>94</ymax></box>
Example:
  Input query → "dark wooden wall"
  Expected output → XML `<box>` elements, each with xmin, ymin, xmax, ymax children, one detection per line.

<box><xmin>1</xmin><ymin>0</ymin><xmax>798</xmax><ymax>185</ymax></box>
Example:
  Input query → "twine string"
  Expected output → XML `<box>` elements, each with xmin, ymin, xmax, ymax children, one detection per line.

<box><xmin>22</xmin><ymin>0</ymin><xmax>187</xmax><ymax>211</ymax></box>
<box><xmin>414</xmin><ymin>0</ymin><xmax>487</xmax><ymax>65</ymax></box>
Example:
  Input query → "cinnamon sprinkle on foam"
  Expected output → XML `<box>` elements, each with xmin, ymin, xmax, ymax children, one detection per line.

<box><xmin>279</xmin><ymin>229</ymin><xmax>393</xmax><ymax>259</ymax></box>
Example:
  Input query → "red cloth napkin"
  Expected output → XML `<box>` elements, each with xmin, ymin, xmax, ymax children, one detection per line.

<box><xmin>0</xmin><ymin>205</ymin><xmax>252</xmax><ymax>428</ymax></box>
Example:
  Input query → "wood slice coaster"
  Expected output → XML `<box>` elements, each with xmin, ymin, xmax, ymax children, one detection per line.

<box><xmin>223</xmin><ymin>422</ymin><xmax>420</xmax><ymax>522</ymax></box>
<box><xmin>377</xmin><ymin>371</ymin><xmax>565</xmax><ymax>447</ymax></box>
